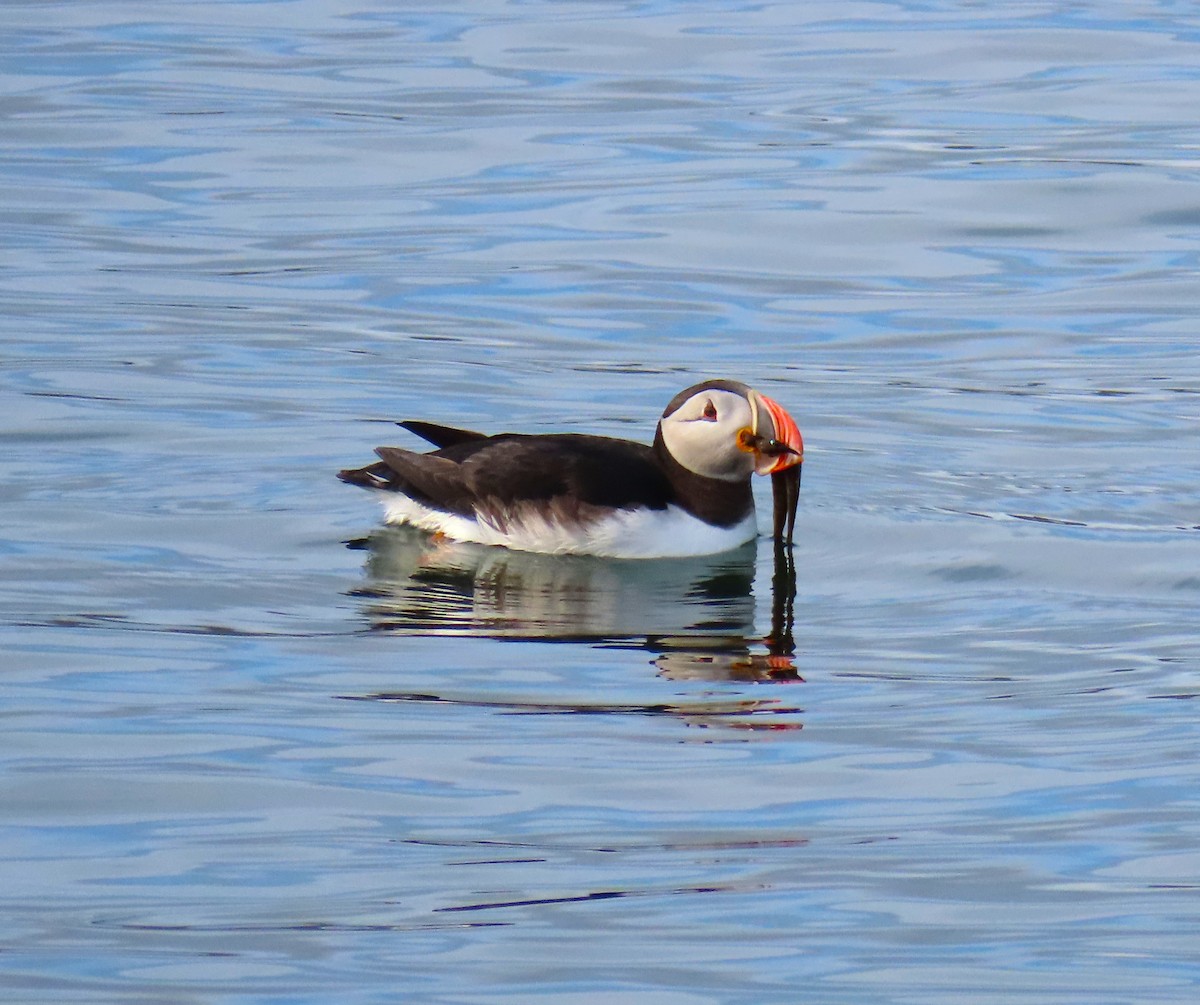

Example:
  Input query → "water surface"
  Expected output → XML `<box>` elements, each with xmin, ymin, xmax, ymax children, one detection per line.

<box><xmin>2</xmin><ymin>1</ymin><xmax>1199</xmax><ymax>1002</ymax></box>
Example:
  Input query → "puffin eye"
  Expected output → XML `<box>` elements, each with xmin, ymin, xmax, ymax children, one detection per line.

<box><xmin>701</xmin><ymin>399</ymin><xmax>718</xmax><ymax>421</ymax></box>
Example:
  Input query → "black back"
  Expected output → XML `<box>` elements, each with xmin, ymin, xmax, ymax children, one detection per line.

<box><xmin>341</xmin><ymin>426</ymin><xmax>754</xmax><ymax>530</ymax></box>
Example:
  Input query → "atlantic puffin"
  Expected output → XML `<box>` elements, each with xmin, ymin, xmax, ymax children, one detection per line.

<box><xmin>338</xmin><ymin>379</ymin><xmax>803</xmax><ymax>559</ymax></box>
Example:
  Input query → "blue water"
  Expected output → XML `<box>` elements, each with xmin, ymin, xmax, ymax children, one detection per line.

<box><xmin>3</xmin><ymin>2</ymin><xmax>1199</xmax><ymax>1002</ymax></box>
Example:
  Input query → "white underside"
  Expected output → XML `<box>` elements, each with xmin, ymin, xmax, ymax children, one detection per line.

<box><xmin>380</xmin><ymin>495</ymin><xmax>758</xmax><ymax>559</ymax></box>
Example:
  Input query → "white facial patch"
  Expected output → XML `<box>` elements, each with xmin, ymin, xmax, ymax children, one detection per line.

<box><xmin>658</xmin><ymin>388</ymin><xmax>757</xmax><ymax>481</ymax></box>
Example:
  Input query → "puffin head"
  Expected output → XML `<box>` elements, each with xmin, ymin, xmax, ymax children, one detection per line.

<box><xmin>658</xmin><ymin>379</ymin><xmax>803</xmax><ymax>481</ymax></box>
<box><xmin>658</xmin><ymin>379</ymin><xmax>804</xmax><ymax>546</ymax></box>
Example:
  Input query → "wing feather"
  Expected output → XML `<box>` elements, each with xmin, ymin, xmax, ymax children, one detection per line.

<box><xmin>372</xmin><ymin>446</ymin><xmax>476</xmax><ymax>515</ymax></box>
<box><xmin>457</xmin><ymin>435</ymin><xmax>670</xmax><ymax>512</ymax></box>
<box><xmin>348</xmin><ymin>432</ymin><xmax>674</xmax><ymax>523</ymax></box>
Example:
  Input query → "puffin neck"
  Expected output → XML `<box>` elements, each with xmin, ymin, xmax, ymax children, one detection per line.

<box><xmin>652</xmin><ymin>425</ymin><xmax>754</xmax><ymax>528</ymax></box>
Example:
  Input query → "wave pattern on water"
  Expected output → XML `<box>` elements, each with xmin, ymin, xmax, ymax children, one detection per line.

<box><xmin>2</xmin><ymin>2</ymin><xmax>1199</xmax><ymax>1003</ymax></box>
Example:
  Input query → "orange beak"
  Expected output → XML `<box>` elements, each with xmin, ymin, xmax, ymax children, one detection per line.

<box><xmin>747</xmin><ymin>391</ymin><xmax>804</xmax><ymax>476</ymax></box>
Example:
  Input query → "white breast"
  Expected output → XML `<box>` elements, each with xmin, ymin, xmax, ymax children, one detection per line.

<box><xmin>381</xmin><ymin>496</ymin><xmax>758</xmax><ymax>559</ymax></box>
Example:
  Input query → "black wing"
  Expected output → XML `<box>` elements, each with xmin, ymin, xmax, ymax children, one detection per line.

<box><xmin>340</xmin><ymin>432</ymin><xmax>674</xmax><ymax>519</ymax></box>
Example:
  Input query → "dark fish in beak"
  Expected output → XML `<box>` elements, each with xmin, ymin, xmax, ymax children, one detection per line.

<box><xmin>771</xmin><ymin>462</ymin><xmax>802</xmax><ymax>548</ymax></box>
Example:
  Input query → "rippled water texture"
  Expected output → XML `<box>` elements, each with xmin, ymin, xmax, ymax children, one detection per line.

<box><xmin>3</xmin><ymin>2</ymin><xmax>1200</xmax><ymax>1002</ymax></box>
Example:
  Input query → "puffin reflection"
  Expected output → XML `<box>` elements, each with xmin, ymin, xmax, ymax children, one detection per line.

<box><xmin>347</xmin><ymin>528</ymin><xmax>799</xmax><ymax>683</ymax></box>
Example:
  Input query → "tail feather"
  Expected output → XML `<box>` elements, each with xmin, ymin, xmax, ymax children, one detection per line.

<box><xmin>338</xmin><ymin>462</ymin><xmax>395</xmax><ymax>490</ymax></box>
<box><xmin>398</xmin><ymin>420</ymin><xmax>488</xmax><ymax>449</ymax></box>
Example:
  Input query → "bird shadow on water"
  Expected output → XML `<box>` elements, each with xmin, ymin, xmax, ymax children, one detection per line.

<box><xmin>342</xmin><ymin>529</ymin><xmax>804</xmax><ymax>730</ymax></box>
